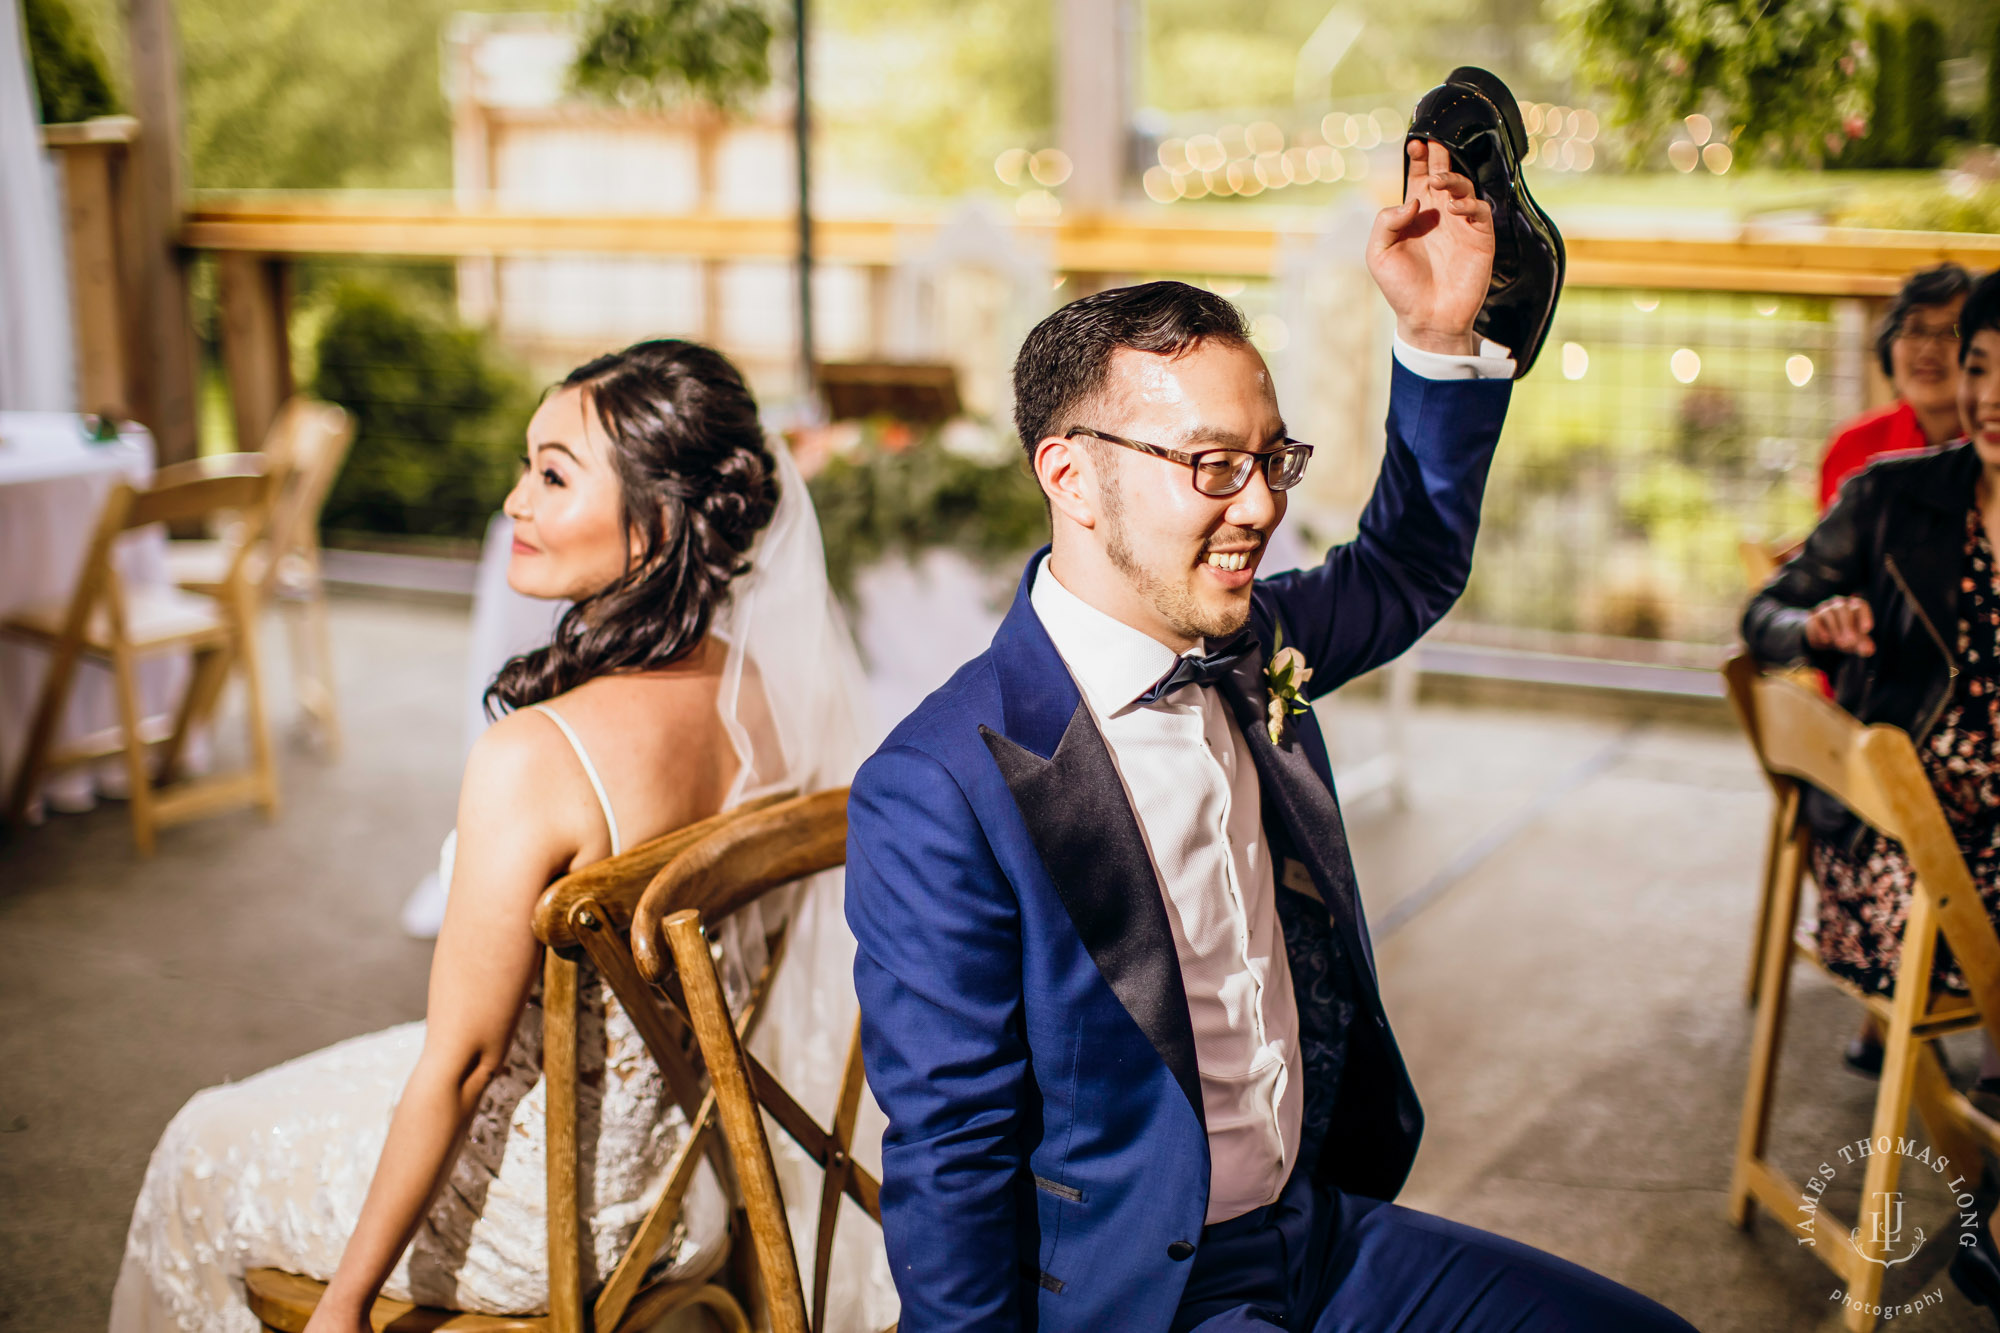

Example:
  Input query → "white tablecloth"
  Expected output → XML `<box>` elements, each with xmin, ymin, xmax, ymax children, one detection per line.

<box><xmin>0</xmin><ymin>412</ymin><xmax>185</xmax><ymax>810</ymax></box>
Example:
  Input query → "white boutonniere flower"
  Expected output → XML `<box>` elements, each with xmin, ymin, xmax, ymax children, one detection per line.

<box><xmin>1264</xmin><ymin>628</ymin><xmax>1313</xmax><ymax>744</ymax></box>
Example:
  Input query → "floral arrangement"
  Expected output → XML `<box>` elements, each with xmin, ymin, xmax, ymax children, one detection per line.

<box><xmin>802</xmin><ymin>419</ymin><xmax>1050</xmax><ymax>601</ymax></box>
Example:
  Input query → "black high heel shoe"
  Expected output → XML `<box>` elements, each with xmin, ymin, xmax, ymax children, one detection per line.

<box><xmin>1404</xmin><ymin>66</ymin><xmax>1566</xmax><ymax>379</ymax></box>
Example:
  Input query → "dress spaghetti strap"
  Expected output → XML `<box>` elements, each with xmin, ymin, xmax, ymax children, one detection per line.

<box><xmin>531</xmin><ymin>704</ymin><xmax>622</xmax><ymax>856</ymax></box>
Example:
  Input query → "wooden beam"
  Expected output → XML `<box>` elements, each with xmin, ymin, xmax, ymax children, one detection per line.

<box><xmin>215</xmin><ymin>252</ymin><xmax>291</xmax><ymax>451</ymax></box>
<box><xmin>125</xmin><ymin>0</ymin><xmax>202</xmax><ymax>464</ymax></box>
<box><xmin>48</xmin><ymin>127</ymin><xmax>137</xmax><ymax>417</ymax></box>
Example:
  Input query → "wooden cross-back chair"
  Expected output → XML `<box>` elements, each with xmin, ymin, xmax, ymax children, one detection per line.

<box><xmin>171</xmin><ymin>397</ymin><xmax>354</xmax><ymax>754</ymax></box>
<box><xmin>243</xmin><ymin>792</ymin><xmax>799</xmax><ymax>1333</ymax></box>
<box><xmin>4</xmin><ymin>456</ymin><xmax>277</xmax><ymax>854</ymax></box>
<box><xmin>630</xmin><ymin>788</ymin><xmax>894</xmax><ymax>1333</ymax></box>
<box><xmin>1724</xmin><ymin>653</ymin><xmax>2000</xmax><ymax>1331</ymax></box>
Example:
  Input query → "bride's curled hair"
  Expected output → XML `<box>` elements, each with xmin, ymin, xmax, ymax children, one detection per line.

<box><xmin>485</xmin><ymin>339</ymin><xmax>779</xmax><ymax>715</ymax></box>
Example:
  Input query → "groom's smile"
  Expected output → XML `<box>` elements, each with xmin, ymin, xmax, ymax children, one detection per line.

<box><xmin>1037</xmin><ymin>336</ymin><xmax>1288</xmax><ymax>653</ymax></box>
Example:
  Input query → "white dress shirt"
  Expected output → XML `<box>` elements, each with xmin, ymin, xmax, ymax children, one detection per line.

<box><xmin>1031</xmin><ymin>559</ymin><xmax>1301</xmax><ymax>1223</ymax></box>
<box><xmin>1026</xmin><ymin>341</ymin><xmax>1509</xmax><ymax>1223</ymax></box>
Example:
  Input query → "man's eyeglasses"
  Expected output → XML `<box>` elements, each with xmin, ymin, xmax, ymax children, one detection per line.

<box><xmin>1065</xmin><ymin>426</ymin><xmax>1314</xmax><ymax>498</ymax></box>
<box><xmin>1895</xmin><ymin>323</ymin><xmax>1961</xmax><ymax>350</ymax></box>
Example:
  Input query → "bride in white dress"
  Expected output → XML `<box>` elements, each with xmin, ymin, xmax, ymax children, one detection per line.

<box><xmin>109</xmin><ymin>340</ymin><xmax>897</xmax><ymax>1333</ymax></box>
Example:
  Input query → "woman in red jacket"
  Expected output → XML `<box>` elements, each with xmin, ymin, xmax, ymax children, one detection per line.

<box><xmin>1819</xmin><ymin>262</ymin><xmax>1974</xmax><ymax>510</ymax></box>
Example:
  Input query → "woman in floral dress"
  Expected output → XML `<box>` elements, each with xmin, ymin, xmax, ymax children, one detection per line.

<box><xmin>1744</xmin><ymin>267</ymin><xmax>2000</xmax><ymax>1320</ymax></box>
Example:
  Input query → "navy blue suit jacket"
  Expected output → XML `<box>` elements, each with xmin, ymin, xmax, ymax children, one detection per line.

<box><xmin>846</xmin><ymin>361</ymin><xmax>1513</xmax><ymax>1332</ymax></box>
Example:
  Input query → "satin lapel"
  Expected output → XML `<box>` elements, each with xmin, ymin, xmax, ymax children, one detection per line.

<box><xmin>982</xmin><ymin>553</ymin><xmax>1205</xmax><ymax>1128</ymax></box>
<box><xmin>1214</xmin><ymin>648</ymin><xmax>1382</xmax><ymax>988</ymax></box>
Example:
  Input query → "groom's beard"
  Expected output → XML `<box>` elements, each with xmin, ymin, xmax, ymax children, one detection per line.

<box><xmin>1101</xmin><ymin>483</ymin><xmax>1252</xmax><ymax>644</ymax></box>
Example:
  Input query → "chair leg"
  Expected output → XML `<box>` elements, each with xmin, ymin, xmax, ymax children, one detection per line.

<box><xmin>293</xmin><ymin>558</ymin><xmax>340</xmax><ymax>758</ymax></box>
<box><xmin>233</xmin><ymin>587</ymin><xmax>280</xmax><ymax>820</ymax></box>
<box><xmin>108</xmin><ymin>640</ymin><xmax>156</xmax><ymax>857</ymax></box>
<box><xmin>1746</xmin><ymin>793</ymin><xmax>1792</xmax><ymax>1008</ymax></box>
<box><xmin>156</xmin><ymin>644</ymin><xmax>232</xmax><ymax>785</ymax></box>
<box><xmin>1913</xmin><ymin>1040</ymin><xmax>1983</xmax><ymax>1194</ymax></box>
<box><xmin>5</xmin><ymin>634</ymin><xmax>85</xmax><ymax>828</ymax></box>
<box><xmin>1842</xmin><ymin>894</ymin><xmax>1946</xmax><ymax>1332</ymax></box>
<box><xmin>1732</xmin><ymin>820</ymin><xmax>1805</xmax><ymax>1227</ymax></box>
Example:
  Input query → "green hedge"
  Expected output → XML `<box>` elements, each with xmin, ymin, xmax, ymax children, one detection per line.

<box><xmin>311</xmin><ymin>281</ymin><xmax>538</xmax><ymax>541</ymax></box>
<box><xmin>1986</xmin><ymin>8</ymin><xmax>2000</xmax><ymax>144</ymax></box>
<box><xmin>22</xmin><ymin>0</ymin><xmax>116</xmax><ymax>124</ymax></box>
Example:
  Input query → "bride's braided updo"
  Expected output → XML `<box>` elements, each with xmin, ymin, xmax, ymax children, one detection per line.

<box><xmin>485</xmin><ymin>339</ymin><xmax>779</xmax><ymax>715</ymax></box>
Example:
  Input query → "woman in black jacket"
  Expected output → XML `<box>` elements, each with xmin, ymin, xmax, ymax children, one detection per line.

<box><xmin>1746</xmin><ymin>271</ymin><xmax>2000</xmax><ymax>993</ymax></box>
<box><xmin>1744</xmin><ymin>267</ymin><xmax>2000</xmax><ymax>1315</ymax></box>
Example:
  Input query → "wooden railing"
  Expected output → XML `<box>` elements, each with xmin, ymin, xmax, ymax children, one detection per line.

<box><xmin>181</xmin><ymin>193</ymin><xmax>2000</xmax><ymax>294</ymax></box>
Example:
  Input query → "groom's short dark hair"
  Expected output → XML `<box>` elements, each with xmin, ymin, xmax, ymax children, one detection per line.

<box><xmin>1012</xmin><ymin>280</ymin><xmax>1251</xmax><ymax>457</ymax></box>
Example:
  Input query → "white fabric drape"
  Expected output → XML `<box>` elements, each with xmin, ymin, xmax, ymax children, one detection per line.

<box><xmin>0</xmin><ymin>0</ymin><xmax>76</xmax><ymax>411</ymax></box>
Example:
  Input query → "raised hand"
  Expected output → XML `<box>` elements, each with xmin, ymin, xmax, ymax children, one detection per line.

<box><xmin>1366</xmin><ymin>139</ymin><xmax>1496</xmax><ymax>356</ymax></box>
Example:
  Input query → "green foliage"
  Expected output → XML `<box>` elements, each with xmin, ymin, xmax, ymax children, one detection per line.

<box><xmin>1986</xmin><ymin>8</ymin><xmax>2000</xmax><ymax>144</ymax></box>
<box><xmin>21</xmin><ymin>0</ymin><xmax>116</xmax><ymax>123</ymax></box>
<box><xmin>173</xmin><ymin>0</ymin><xmax>555</xmax><ymax>190</ymax></box>
<box><xmin>1555</xmin><ymin>0</ymin><xmax>1868</xmax><ymax>167</ymax></box>
<box><xmin>310</xmin><ymin>281</ymin><xmax>538</xmax><ymax>541</ymax></box>
<box><xmin>1899</xmin><ymin>11</ymin><xmax>1945</xmax><ymax>168</ymax></box>
<box><xmin>570</xmin><ymin>0</ymin><xmax>774</xmax><ymax>111</ymax></box>
<box><xmin>1845</xmin><ymin>11</ymin><xmax>1900</xmax><ymax>166</ymax></box>
<box><xmin>1833</xmin><ymin>178</ymin><xmax>2000</xmax><ymax>231</ymax></box>
<box><xmin>806</xmin><ymin>427</ymin><xmax>1047</xmax><ymax>600</ymax></box>
<box><xmin>817</xmin><ymin>0</ymin><xmax>1050</xmax><ymax>197</ymax></box>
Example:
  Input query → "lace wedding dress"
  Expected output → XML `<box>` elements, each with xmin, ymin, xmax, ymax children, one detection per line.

<box><xmin>109</xmin><ymin>442</ymin><xmax>900</xmax><ymax>1333</ymax></box>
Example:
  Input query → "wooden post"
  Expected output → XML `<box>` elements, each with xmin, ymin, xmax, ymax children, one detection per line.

<box><xmin>43</xmin><ymin>118</ymin><xmax>141</xmax><ymax>419</ymax></box>
<box><xmin>124</xmin><ymin>0</ymin><xmax>202</xmax><ymax>465</ymax></box>
<box><xmin>216</xmin><ymin>253</ymin><xmax>292</xmax><ymax>452</ymax></box>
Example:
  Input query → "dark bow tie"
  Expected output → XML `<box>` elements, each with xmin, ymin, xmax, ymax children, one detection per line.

<box><xmin>1136</xmin><ymin>635</ymin><xmax>1252</xmax><ymax>706</ymax></box>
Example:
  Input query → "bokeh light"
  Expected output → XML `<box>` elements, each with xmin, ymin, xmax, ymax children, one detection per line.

<box><xmin>1029</xmin><ymin>148</ymin><xmax>1072</xmax><ymax>187</ymax></box>
<box><xmin>1786</xmin><ymin>355</ymin><xmax>1814</xmax><ymax>386</ymax></box>
<box><xmin>1701</xmin><ymin>142</ymin><xmax>1733</xmax><ymax>175</ymax></box>
<box><xmin>1671</xmin><ymin>348</ymin><xmax>1701</xmax><ymax>383</ymax></box>
<box><xmin>1562</xmin><ymin>342</ymin><xmax>1589</xmax><ymax>380</ymax></box>
<box><xmin>993</xmin><ymin>148</ymin><xmax>1028</xmax><ymax>186</ymax></box>
<box><xmin>1667</xmin><ymin>140</ymin><xmax>1699</xmax><ymax>173</ymax></box>
<box><xmin>1251</xmin><ymin>314</ymin><xmax>1290</xmax><ymax>353</ymax></box>
<box><xmin>1188</xmin><ymin>135</ymin><xmax>1226</xmax><ymax>173</ymax></box>
<box><xmin>1684</xmin><ymin>114</ymin><xmax>1713</xmax><ymax>147</ymax></box>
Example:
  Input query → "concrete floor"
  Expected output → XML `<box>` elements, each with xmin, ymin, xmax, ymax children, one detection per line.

<box><xmin>3</xmin><ymin>595</ymin><xmax>1996</xmax><ymax>1333</ymax></box>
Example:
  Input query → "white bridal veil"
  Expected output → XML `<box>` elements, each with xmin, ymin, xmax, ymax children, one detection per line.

<box><xmin>709</xmin><ymin>437</ymin><xmax>899</xmax><ymax>1331</ymax></box>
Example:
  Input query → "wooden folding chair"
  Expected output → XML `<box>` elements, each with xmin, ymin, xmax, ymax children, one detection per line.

<box><xmin>1734</xmin><ymin>531</ymin><xmax>1815</xmax><ymax>1011</ymax></box>
<box><xmin>170</xmin><ymin>398</ymin><xmax>354</xmax><ymax>754</ymax></box>
<box><xmin>242</xmin><ymin>793</ymin><xmax>795</xmax><ymax>1333</ymax></box>
<box><xmin>1724</xmin><ymin>653</ymin><xmax>2000</xmax><ymax>1331</ymax></box>
<box><xmin>631</xmin><ymin>788</ymin><xmax>895</xmax><ymax>1333</ymax></box>
<box><xmin>4</xmin><ymin>457</ymin><xmax>277</xmax><ymax>854</ymax></box>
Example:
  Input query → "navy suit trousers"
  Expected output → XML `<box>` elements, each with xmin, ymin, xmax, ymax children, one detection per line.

<box><xmin>1172</xmin><ymin>1167</ymin><xmax>1697</xmax><ymax>1333</ymax></box>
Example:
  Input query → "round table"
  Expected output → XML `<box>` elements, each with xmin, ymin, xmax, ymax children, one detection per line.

<box><xmin>0</xmin><ymin>412</ymin><xmax>186</xmax><ymax>813</ymax></box>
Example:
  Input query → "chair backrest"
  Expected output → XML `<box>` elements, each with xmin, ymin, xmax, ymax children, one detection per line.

<box><xmin>528</xmin><ymin>792</ymin><xmax>790</xmax><ymax>1333</ymax></box>
<box><xmin>1722</xmin><ymin>652</ymin><xmax>2000</xmax><ymax>1031</ymax></box>
<box><xmin>264</xmin><ymin>400</ymin><xmax>352</xmax><ymax>568</ymax></box>
<box><xmin>635</xmin><ymin>787</ymin><xmax>877</xmax><ymax>1333</ymax></box>
<box><xmin>57</xmin><ymin>462</ymin><xmax>273</xmax><ymax>649</ymax></box>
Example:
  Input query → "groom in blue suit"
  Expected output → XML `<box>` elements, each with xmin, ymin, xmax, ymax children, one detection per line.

<box><xmin>845</xmin><ymin>142</ymin><xmax>1696</xmax><ymax>1332</ymax></box>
